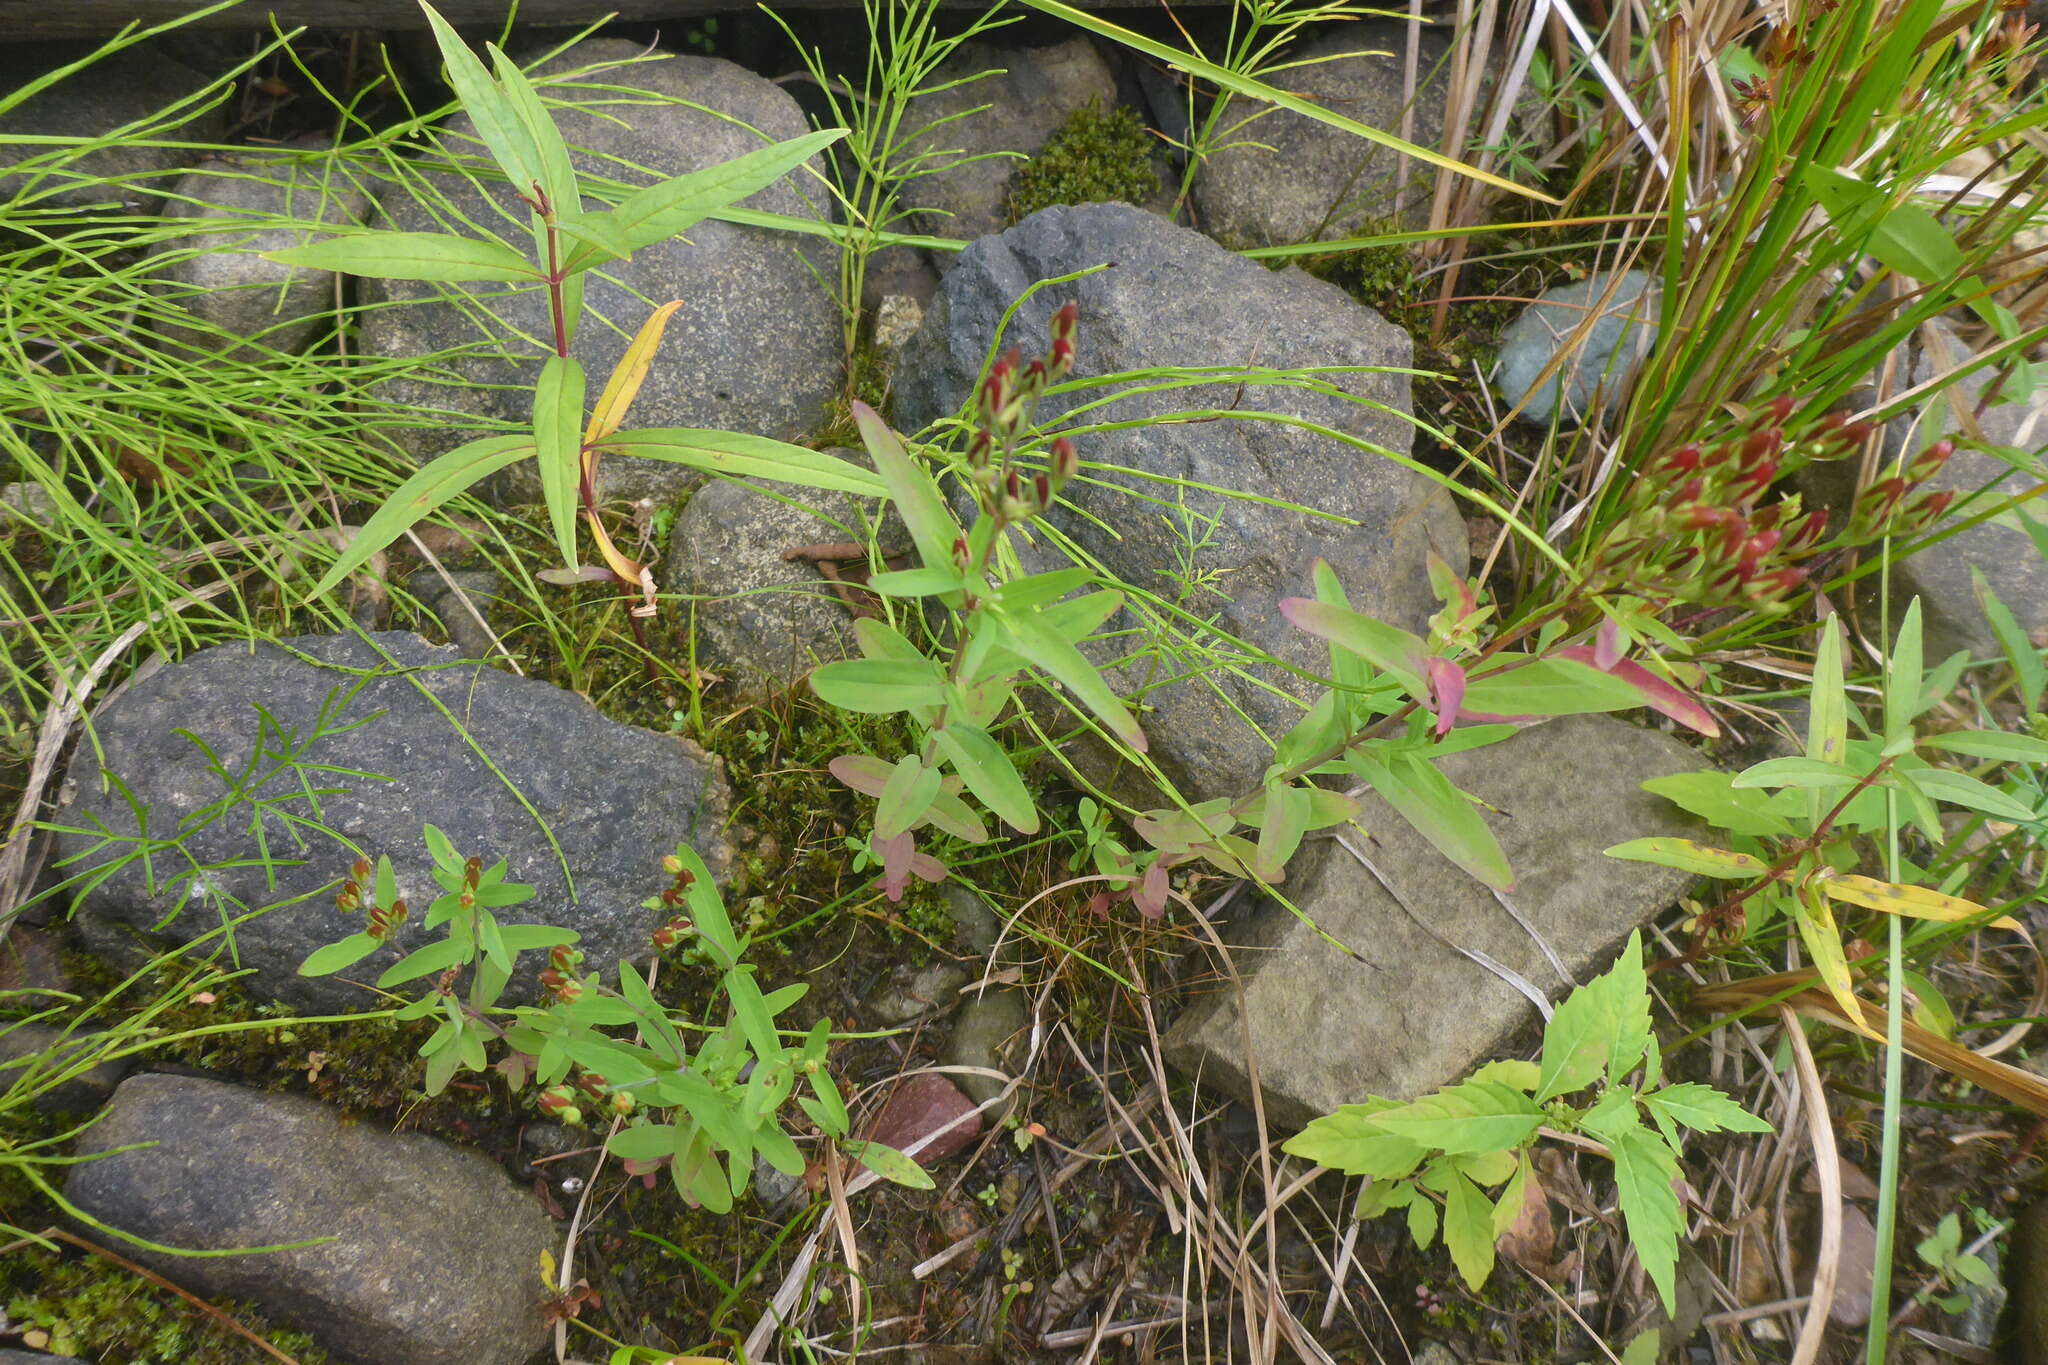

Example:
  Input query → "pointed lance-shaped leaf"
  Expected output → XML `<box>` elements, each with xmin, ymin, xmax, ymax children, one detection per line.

<box><xmin>264</xmin><ymin>230</ymin><xmax>540</xmax><ymax>282</ymax></box>
<box><xmin>534</xmin><ymin>355</ymin><xmax>588</xmax><ymax>571</ymax></box>
<box><xmin>309</xmin><ymin>435</ymin><xmax>536</xmax><ymax>596</ymax></box>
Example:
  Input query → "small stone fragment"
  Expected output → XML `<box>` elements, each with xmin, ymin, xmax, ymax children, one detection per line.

<box><xmin>866</xmin><ymin>1071</ymin><xmax>983</xmax><ymax>1166</ymax></box>
<box><xmin>1494</xmin><ymin>270</ymin><xmax>1660</xmax><ymax>427</ymax></box>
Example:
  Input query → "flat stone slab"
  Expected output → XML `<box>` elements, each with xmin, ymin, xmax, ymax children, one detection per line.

<box><xmin>65</xmin><ymin>1074</ymin><xmax>553</xmax><ymax>1365</ymax></box>
<box><xmin>1164</xmin><ymin>714</ymin><xmax>1707</xmax><ymax>1126</ymax></box>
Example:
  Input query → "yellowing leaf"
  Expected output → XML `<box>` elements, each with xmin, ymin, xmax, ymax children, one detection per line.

<box><xmin>1792</xmin><ymin>882</ymin><xmax>1865</xmax><ymax>1030</ymax></box>
<box><xmin>1816</xmin><ymin>873</ymin><xmax>2020</xmax><ymax>930</ymax></box>
<box><xmin>586</xmin><ymin>301</ymin><xmax>684</xmax><ymax>449</ymax></box>
<box><xmin>1604</xmin><ymin>837</ymin><xmax>1768</xmax><ymax>879</ymax></box>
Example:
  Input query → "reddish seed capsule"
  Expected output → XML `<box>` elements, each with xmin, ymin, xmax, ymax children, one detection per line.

<box><xmin>1908</xmin><ymin>438</ymin><xmax>1954</xmax><ymax>482</ymax></box>
<box><xmin>1767</xmin><ymin>395</ymin><xmax>1796</xmax><ymax>422</ymax></box>
<box><xmin>661</xmin><ymin>854</ymin><xmax>683</xmax><ymax>876</ymax></box>
<box><xmin>351</xmin><ymin>858</ymin><xmax>371</xmax><ymax>884</ymax></box>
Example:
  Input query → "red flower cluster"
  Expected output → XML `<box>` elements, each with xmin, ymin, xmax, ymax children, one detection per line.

<box><xmin>1588</xmin><ymin>400</ymin><xmax>1953</xmax><ymax>611</ymax></box>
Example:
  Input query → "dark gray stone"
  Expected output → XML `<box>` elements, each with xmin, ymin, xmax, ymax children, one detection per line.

<box><xmin>56</xmin><ymin>632</ymin><xmax>728</xmax><ymax>1012</ymax></box>
<box><xmin>896</xmin><ymin>202</ymin><xmax>1464</xmax><ymax>799</ymax></box>
<box><xmin>1495</xmin><ymin>269</ymin><xmax>1660</xmax><ymax>426</ymax></box>
<box><xmin>153</xmin><ymin>153</ymin><xmax>371</xmax><ymax>360</ymax></box>
<box><xmin>64</xmin><ymin>1073</ymin><xmax>552</xmax><ymax>1365</ymax></box>
<box><xmin>1191</xmin><ymin>22</ymin><xmax>1462</xmax><ymax>245</ymax></box>
<box><xmin>357</xmin><ymin>40</ymin><xmax>841</xmax><ymax>502</ymax></box>
<box><xmin>904</xmin><ymin>39</ymin><xmax>1119</xmax><ymax>244</ymax></box>
<box><xmin>0</xmin><ymin>1351</ymin><xmax>90</xmax><ymax>1364</ymax></box>
<box><xmin>0</xmin><ymin>1022</ymin><xmax>130</xmax><ymax>1113</ymax></box>
<box><xmin>867</xmin><ymin>959</ymin><xmax>971</xmax><ymax>1026</ymax></box>
<box><xmin>1164</xmin><ymin>715</ymin><xmax>1706</xmax><ymax>1126</ymax></box>
<box><xmin>0</xmin><ymin>42</ymin><xmax>226</xmax><ymax>211</ymax></box>
<box><xmin>661</xmin><ymin>475</ymin><xmax>889</xmax><ymax>697</ymax></box>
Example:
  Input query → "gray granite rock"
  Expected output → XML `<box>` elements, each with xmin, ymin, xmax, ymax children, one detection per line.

<box><xmin>896</xmin><ymin>202</ymin><xmax>1464</xmax><ymax>800</ymax></box>
<box><xmin>1164</xmin><ymin>715</ymin><xmax>1706</xmax><ymax>1126</ymax></box>
<box><xmin>154</xmin><ymin>153</ymin><xmax>371</xmax><ymax>359</ymax></box>
<box><xmin>867</xmin><ymin>959</ymin><xmax>972</xmax><ymax>1026</ymax></box>
<box><xmin>65</xmin><ymin>1073</ymin><xmax>552</xmax><ymax>1365</ymax></box>
<box><xmin>904</xmin><ymin>38</ymin><xmax>1119</xmax><ymax>244</ymax></box>
<box><xmin>1191</xmin><ymin>22</ymin><xmax>1462</xmax><ymax>245</ymax></box>
<box><xmin>1495</xmin><ymin>269</ymin><xmax>1660</xmax><ymax>426</ymax></box>
<box><xmin>357</xmin><ymin>40</ymin><xmax>841</xmax><ymax>502</ymax></box>
<box><xmin>0</xmin><ymin>42</ymin><xmax>226</xmax><ymax>211</ymax></box>
<box><xmin>56</xmin><ymin>632</ymin><xmax>728</xmax><ymax>1011</ymax></box>
<box><xmin>662</xmin><ymin>475</ymin><xmax>890</xmax><ymax>697</ymax></box>
<box><xmin>0</xmin><ymin>1352</ymin><xmax>90</xmax><ymax>1364</ymax></box>
<box><xmin>1867</xmin><ymin>327</ymin><xmax>2048</xmax><ymax>662</ymax></box>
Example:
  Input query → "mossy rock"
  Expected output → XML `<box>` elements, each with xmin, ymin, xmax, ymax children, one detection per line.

<box><xmin>1005</xmin><ymin>100</ymin><xmax>1160</xmax><ymax>224</ymax></box>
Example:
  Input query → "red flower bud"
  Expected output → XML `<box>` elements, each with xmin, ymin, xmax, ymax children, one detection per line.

<box><xmin>1051</xmin><ymin>301</ymin><xmax>1078</xmax><ymax>345</ymax></box>
<box><xmin>966</xmin><ymin>429</ymin><xmax>993</xmax><ymax>470</ymax></box>
<box><xmin>1050</xmin><ymin>436</ymin><xmax>1077</xmax><ymax>486</ymax></box>
<box><xmin>1907</xmin><ymin>438</ymin><xmax>1954</xmax><ymax>483</ymax></box>
<box><xmin>351</xmin><ymin>858</ymin><xmax>371</xmax><ymax>884</ymax></box>
<box><xmin>1766</xmin><ymin>395</ymin><xmax>1796</xmax><ymax>423</ymax></box>
<box><xmin>1033</xmin><ymin>472</ymin><xmax>1051</xmax><ymax>510</ymax></box>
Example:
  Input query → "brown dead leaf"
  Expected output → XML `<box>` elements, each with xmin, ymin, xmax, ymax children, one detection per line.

<box><xmin>1496</xmin><ymin>1161</ymin><xmax>1557</xmax><ymax>1268</ymax></box>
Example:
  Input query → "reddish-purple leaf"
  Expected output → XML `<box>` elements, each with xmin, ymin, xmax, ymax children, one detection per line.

<box><xmin>1595</xmin><ymin>618</ymin><xmax>1624</xmax><ymax>671</ymax></box>
<box><xmin>876</xmin><ymin>830</ymin><xmax>915</xmax><ymax>901</ymax></box>
<box><xmin>829</xmin><ymin>754</ymin><xmax>892</xmax><ymax>798</ymax></box>
<box><xmin>1136</xmin><ymin>862</ymin><xmax>1170</xmax><ymax>919</ymax></box>
<box><xmin>1426</xmin><ymin>657</ymin><xmax>1467</xmax><ymax>739</ymax></box>
<box><xmin>1553</xmin><ymin>647</ymin><xmax>1720</xmax><ymax>737</ymax></box>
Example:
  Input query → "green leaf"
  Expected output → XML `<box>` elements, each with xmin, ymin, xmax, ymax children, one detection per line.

<box><xmin>606</xmin><ymin>1123</ymin><xmax>681</xmax><ymax>1162</ymax></box>
<box><xmin>810</xmin><ymin>657</ymin><xmax>948</xmax><ymax>714</ymax></box>
<box><xmin>265</xmin><ymin>231</ymin><xmax>539</xmax><ymax>282</ymax></box>
<box><xmin>1406</xmin><ymin>1187</ymin><xmax>1438</xmax><ymax>1249</ymax></box>
<box><xmin>298</xmin><ymin>932</ymin><xmax>382</xmax><ymax>977</ymax></box>
<box><xmin>1368</xmin><ymin>1081</ymin><xmax>1545</xmax><ymax>1155</ymax></box>
<box><xmin>1604</xmin><ymin>1117</ymin><xmax>1684</xmax><ymax>1314</ymax></box>
<box><xmin>866</xmin><ymin>567</ymin><xmax>967</xmax><ymax>598</ymax></box>
<box><xmin>1603</xmin><ymin>837</ymin><xmax>1769</xmax><ymax>880</ymax></box>
<box><xmin>534</xmin><ymin>355</ymin><xmax>587</xmax><ymax>570</ymax></box>
<box><xmin>1442</xmin><ymin>1170</ymin><xmax>1499</xmax><ymax>1291</ymax></box>
<box><xmin>998</xmin><ymin>567</ymin><xmax>1094</xmax><ymax>609</ymax></box>
<box><xmin>853</xmin><ymin>401</ymin><xmax>957</xmax><ymax>574</ymax></box>
<box><xmin>1886</xmin><ymin>599</ymin><xmax>1925</xmax><ymax>751</ymax></box>
<box><xmin>1920</xmin><ymin>729</ymin><xmax>2048</xmax><ymax>763</ymax></box>
<box><xmin>594</xmin><ymin>430</ymin><xmax>884</xmax><ymax>496</ymax></box>
<box><xmin>422</xmin><ymin>823</ymin><xmax>458</xmax><ymax>868</ymax></box>
<box><xmin>1535</xmin><ymin>974</ymin><xmax>1612</xmax><ymax>1103</ymax></box>
<box><xmin>421</xmin><ymin>1</ymin><xmax>540</xmax><ymax>191</ymax></box>
<box><xmin>1282</xmin><ymin>1104</ymin><xmax>1427</xmax><ymax>1179</ymax></box>
<box><xmin>309</xmin><ymin>435</ymin><xmax>536</xmax><ymax>595</ymax></box>
<box><xmin>1902</xmin><ymin>767</ymin><xmax>2039</xmax><ymax>822</ymax></box>
<box><xmin>1974</xmin><ymin>569</ymin><xmax>2046</xmax><ymax>711</ymax></box>
<box><xmin>1459</xmin><ymin>657</ymin><xmax>1645</xmax><ymax>717</ymax></box>
<box><xmin>1809</xmin><ymin>614</ymin><xmax>1849</xmax><ymax>824</ymax></box>
<box><xmin>1620</xmin><ymin>1330</ymin><xmax>1663</xmax><ymax>1365</ymax></box>
<box><xmin>841</xmin><ymin>1139</ymin><xmax>938</xmax><ymax>1190</ymax></box>
<box><xmin>999</xmin><ymin>615</ymin><xmax>1148</xmax><ymax>754</ymax></box>
<box><xmin>1641</xmin><ymin>1082</ymin><xmax>1772</xmax><ymax>1136</ymax></box>
<box><xmin>591</xmin><ymin>129</ymin><xmax>844</xmax><ymax>257</ymax></box>
<box><xmin>1280</xmin><ymin>598</ymin><xmax>1426</xmax><ymax>695</ymax></box>
<box><xmin>554</xmin><ymin>209</ymin><xmax>632</xmax><ymax>267</ymax></box>
<box><xmin>933</xmin><ymin>723</ymin><xmax>1039</xmax><ymax>834</ymax></box>
<box><xmin>1730</xmin><ymin>756</ymin><xmax>1861</xmax><ymax>790</ymax></box>
<box><xmin>1352</xmin><ymin>748</ymin><xmax>1513</xmax><ymax>890</ymax></box>
<box><xmin>874</xmin><ymin>756</ymin><xmax>942</xmax><ymax>841</ymax></box>
<box><xmin>1601</xmin><ymin>931</ymin><xmax>1653</xmax><ymax>1084</ymax></box>
<box><xmin>1036</xmin><ymin>589</ymin><xmax>1125</xmax><ymax>646</ymax></box>
<box><xmin>1639</xmin><ymin>771</ymin><xmax>1797</xmax><ymax>837</ymax></box>
<box><xmin>376</xmin><ymin>935</ymin><xmax>473</xmax><ymax>987</ymax></box>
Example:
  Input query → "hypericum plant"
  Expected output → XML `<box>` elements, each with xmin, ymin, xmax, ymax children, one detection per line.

<box><xmin>1608</xmin><ymin>602</ymin><xmax>2042</xmax><ymax>1031</ymax></box>
<box><xmin>822</xmin><ymin>300</ymin><xmax>1731</xmax><ymax>911</ymax></box>
<box><xmin>813</xmin><ymin>304</ymin><xmax>1154</xmax><ymax>899</ymax></box>
<box><xmin>302</xmin><ymin>827</ymin><xmax>930</xmax><ymax>1211</ymax></box>
<box><xmin>274</xmin><ymin>2</ymin><xmax>880</xmax><ymax>620</ymax></box>
<box><xmin>1285</xmin><ymin>932</ymin><xmax>1770</xmax><ymax>1308</ymax></box>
